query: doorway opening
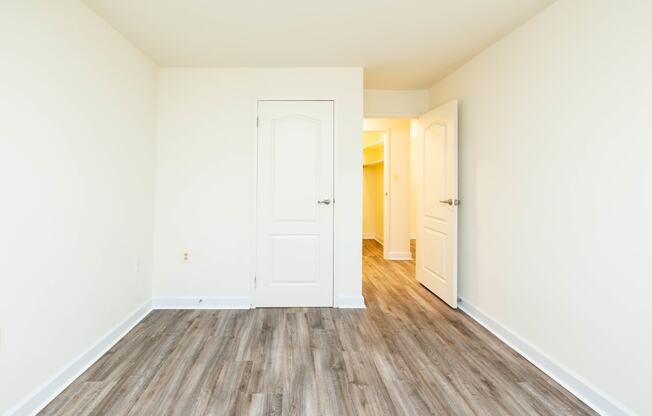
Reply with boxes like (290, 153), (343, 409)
(362, 102), (459, 309)
(362, 118), (417, 262)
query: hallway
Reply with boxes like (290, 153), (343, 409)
(40, 241), (596, 415)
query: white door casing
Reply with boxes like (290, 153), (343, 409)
(416, 100), (459, 308)
(256, 100), (334, 307)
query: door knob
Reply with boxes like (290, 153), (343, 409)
(439, 199), (460, 206)
(317, 199), (332, 205)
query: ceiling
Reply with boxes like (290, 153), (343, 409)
(82, 0), (554, 89)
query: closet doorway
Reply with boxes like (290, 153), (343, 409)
(362, 118), (414, 261)
(363, 130), (390, 258)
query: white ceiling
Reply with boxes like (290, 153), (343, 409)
(82, 0), (554, 89)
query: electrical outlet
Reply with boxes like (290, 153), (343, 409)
(183, 252), (190, 263)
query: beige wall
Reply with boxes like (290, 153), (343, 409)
(428, 0), (652, 413)
(362, 164), (385, 242)
(362, 165), (378, 238)
(0, 1), (157, 413)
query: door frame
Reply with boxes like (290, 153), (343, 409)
(251, 98), (336, 307)
(362, 128), (391, 259)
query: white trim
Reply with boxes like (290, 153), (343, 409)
(335, 295), (366, 309)
(5, 300), (152, 416)
(362, 233), (376, 240)
(386, 251), (412, 261)
(409, 233), (416, 240)
(151, 296), (251, 310)
(458, 297), (634, 416)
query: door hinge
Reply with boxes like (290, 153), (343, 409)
(256, 116), (259, 128)
(254, 275), (257, 288)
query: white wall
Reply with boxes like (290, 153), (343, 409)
(428, 0), (652, 414)
(0, 1), (157, 414)
(363, 119), (412, 259)
(364, 89), (429, 118)
(153, 68), (363, 306)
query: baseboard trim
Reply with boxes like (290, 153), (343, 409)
(151, 296), (251, 310)
(336, 295), (366, 309)
(386, 251), (412, 261)
(5, 300), (152, 416)
(409, 233), (416, 240)
(458, 298), (633, 416)
(363, 233), (383, 245)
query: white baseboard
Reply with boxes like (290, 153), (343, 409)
(151, 296), (251, 310)
(5, 300), (152, 416)
(409, 233), (416, 240)
(386, 251), (412, 260)
(363, 233), (383, 245)
(458, 298), (634, 416)
(336, 295), (366, 309)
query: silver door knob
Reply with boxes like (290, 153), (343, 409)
(439, 199), (460, 206)
(317, 199), (331, 205)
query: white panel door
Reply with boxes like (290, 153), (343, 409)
(416, 100), (458, 308)
(256, 101), (334, 307)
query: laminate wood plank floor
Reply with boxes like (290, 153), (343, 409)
(39, 240), (596, 415)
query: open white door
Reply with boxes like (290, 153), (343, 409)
(416, 100), (459, 308)
(256, 100), (334, 307)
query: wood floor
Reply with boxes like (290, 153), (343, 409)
(39, 240), (596, 415)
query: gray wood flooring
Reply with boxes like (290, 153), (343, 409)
(39, 240), (596, 415)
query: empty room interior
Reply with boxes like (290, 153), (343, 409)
(1, 0), (651, 415)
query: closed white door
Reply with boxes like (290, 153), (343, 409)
(416, 100), (459, 308)
(256, 100), (334, 307)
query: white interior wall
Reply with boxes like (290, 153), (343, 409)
(153, 68), (363, 306)
(428, 0), (652, 414)
(0, 1), (157, 414)
(364, 89), (429, 118)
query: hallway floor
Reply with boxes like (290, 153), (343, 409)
(39, 240), (596, 415)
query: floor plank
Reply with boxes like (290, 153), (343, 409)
(38, 240), (597, 415)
